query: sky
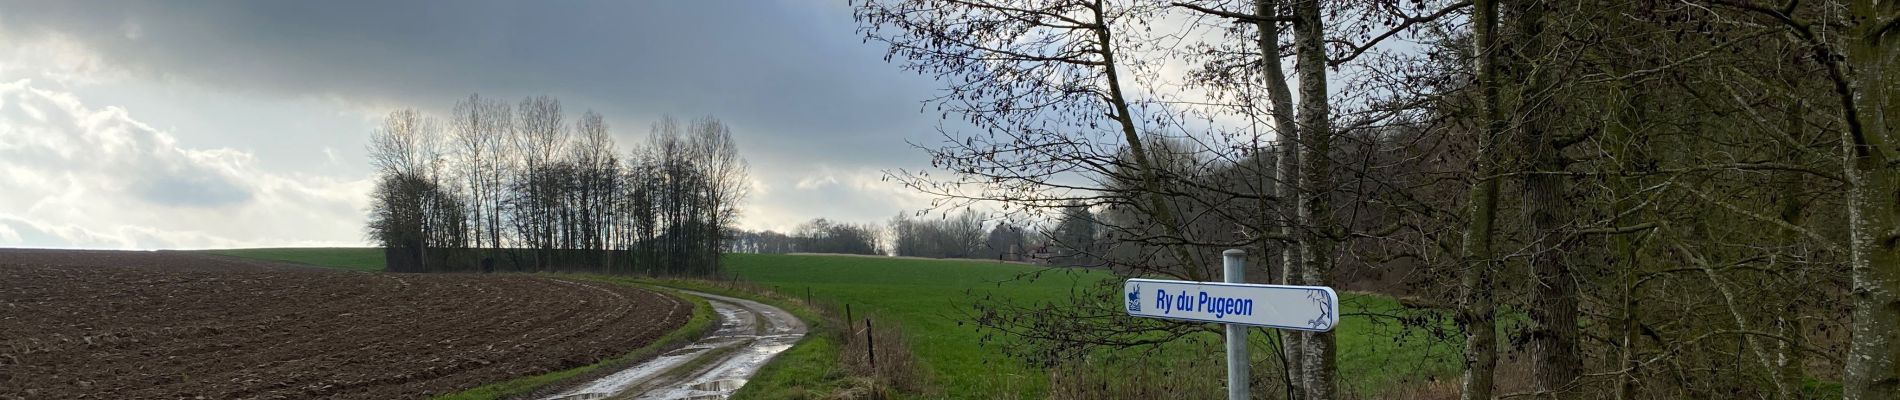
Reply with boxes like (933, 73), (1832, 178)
(0, 1), (949, 249)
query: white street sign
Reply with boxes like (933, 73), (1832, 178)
(1123, 278), (1340, 332)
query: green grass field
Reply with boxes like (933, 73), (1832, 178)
(205, 249), (1460, 398)
(724, 254), (1086, 397)
(721, 254), (1460, 398)
(201, 247), (384, 272)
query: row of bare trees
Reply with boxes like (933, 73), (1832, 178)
(889, 211), (989, 259)
(794, 218), (887, 255)
(737, 213), (1057, 262)
(729, 219), (887, 256)
(858, 0), (1896, 398)
(366, 94), (748, 277)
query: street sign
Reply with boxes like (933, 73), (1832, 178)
(1123, 278), (1339, 332)
(1124, 250), (1341, 400)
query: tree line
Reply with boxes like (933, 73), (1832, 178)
(366, 94), (748, 277)
(858, 0), (1896, 398)
(732, 208), (1105, 266)
(886, 209), (1097, 263)
(730, 219), (885, 256)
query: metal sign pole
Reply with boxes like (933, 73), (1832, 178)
(1223, 249), (1249, 400)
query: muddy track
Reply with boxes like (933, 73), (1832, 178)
(544, 291), (806, 400)
(0, 249), (691, 400)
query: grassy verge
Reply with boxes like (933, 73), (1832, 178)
(599, 278), (850, 399)
(198, 248), (385, 272)
(620, 276), (932, 399)
(722, 253), (1461, 399)
(433, 280), (716, 400)
(723, 253), (1085, 398)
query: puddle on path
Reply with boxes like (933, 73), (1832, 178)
(544, 291), (805, 400)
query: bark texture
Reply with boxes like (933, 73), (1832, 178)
(1841, 1), (1899, 397)
(1506, 1), (1582, 395)
(1459, 0), (1503, 398)
(1255, 0), (1306, 396)
(1291, 0), (1337, 397)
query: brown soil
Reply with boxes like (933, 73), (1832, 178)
(0, 249), (691, 400)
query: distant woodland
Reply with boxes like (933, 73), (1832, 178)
(731, 205), (1102, 266)
(365, 94), (747, 277)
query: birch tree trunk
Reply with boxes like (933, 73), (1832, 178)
(1842, 1), (1899, 396)
(1291, 0), (1336, 397)
(1255, 0), (1306, 395)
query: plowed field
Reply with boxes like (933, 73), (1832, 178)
(0, 249), (690, 400)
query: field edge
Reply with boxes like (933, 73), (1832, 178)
(432, 280), (718, 400)
(195, 248), (384, 272)
(607, 277), (864, 400)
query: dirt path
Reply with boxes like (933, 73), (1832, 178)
(543, 291), (806, 400)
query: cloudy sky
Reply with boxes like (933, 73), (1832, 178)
(0, 1), (953, 249)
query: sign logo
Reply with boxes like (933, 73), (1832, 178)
(1126, 284), (1142, 312)
(1306, 289), (1335, 330)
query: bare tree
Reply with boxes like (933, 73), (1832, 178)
(511, 95), (567, 269)
(366, 108), (463, 272)
(855, 0), (1204, 276)
(374, 95), (746, 278)
(369, 108), (442, 179)
(689, 116), (750, 273)
(572, 110), (619, 265)
(451, 94), (513, 252)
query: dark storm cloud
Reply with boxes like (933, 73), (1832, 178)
(0, 0), (944, 169)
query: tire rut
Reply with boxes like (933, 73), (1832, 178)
(543, 290), (806, 400)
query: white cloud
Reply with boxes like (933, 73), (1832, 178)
(739, 165), (937, 233)
(0, 222), (19, 244)
(0, 2), (977, 241)
(795, 173), (839, 190)
(0, 79), (371, 249)
(0, 29), (122, 87)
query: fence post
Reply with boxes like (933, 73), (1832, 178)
(806, 287), (813, 305)
(866, 317), (877, 371)
(846, 304), (854, 326)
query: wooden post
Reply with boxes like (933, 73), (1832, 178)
(806, 287), (813, 305)
(866, 318), (877, 371)
(846, 304), (853, 326)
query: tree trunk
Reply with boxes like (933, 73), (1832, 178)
(1459, 0), (1503, 399)
(1290, 0), (1336, 397)
(1842, 146), (1899, 400)
(1255, 0), (1305, 395)
(1841, 3), (1898, 397)
(1494, 1), (1583, 395)
(1524, 124), (1582, 398)
(1089, 0), (1206, 280)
